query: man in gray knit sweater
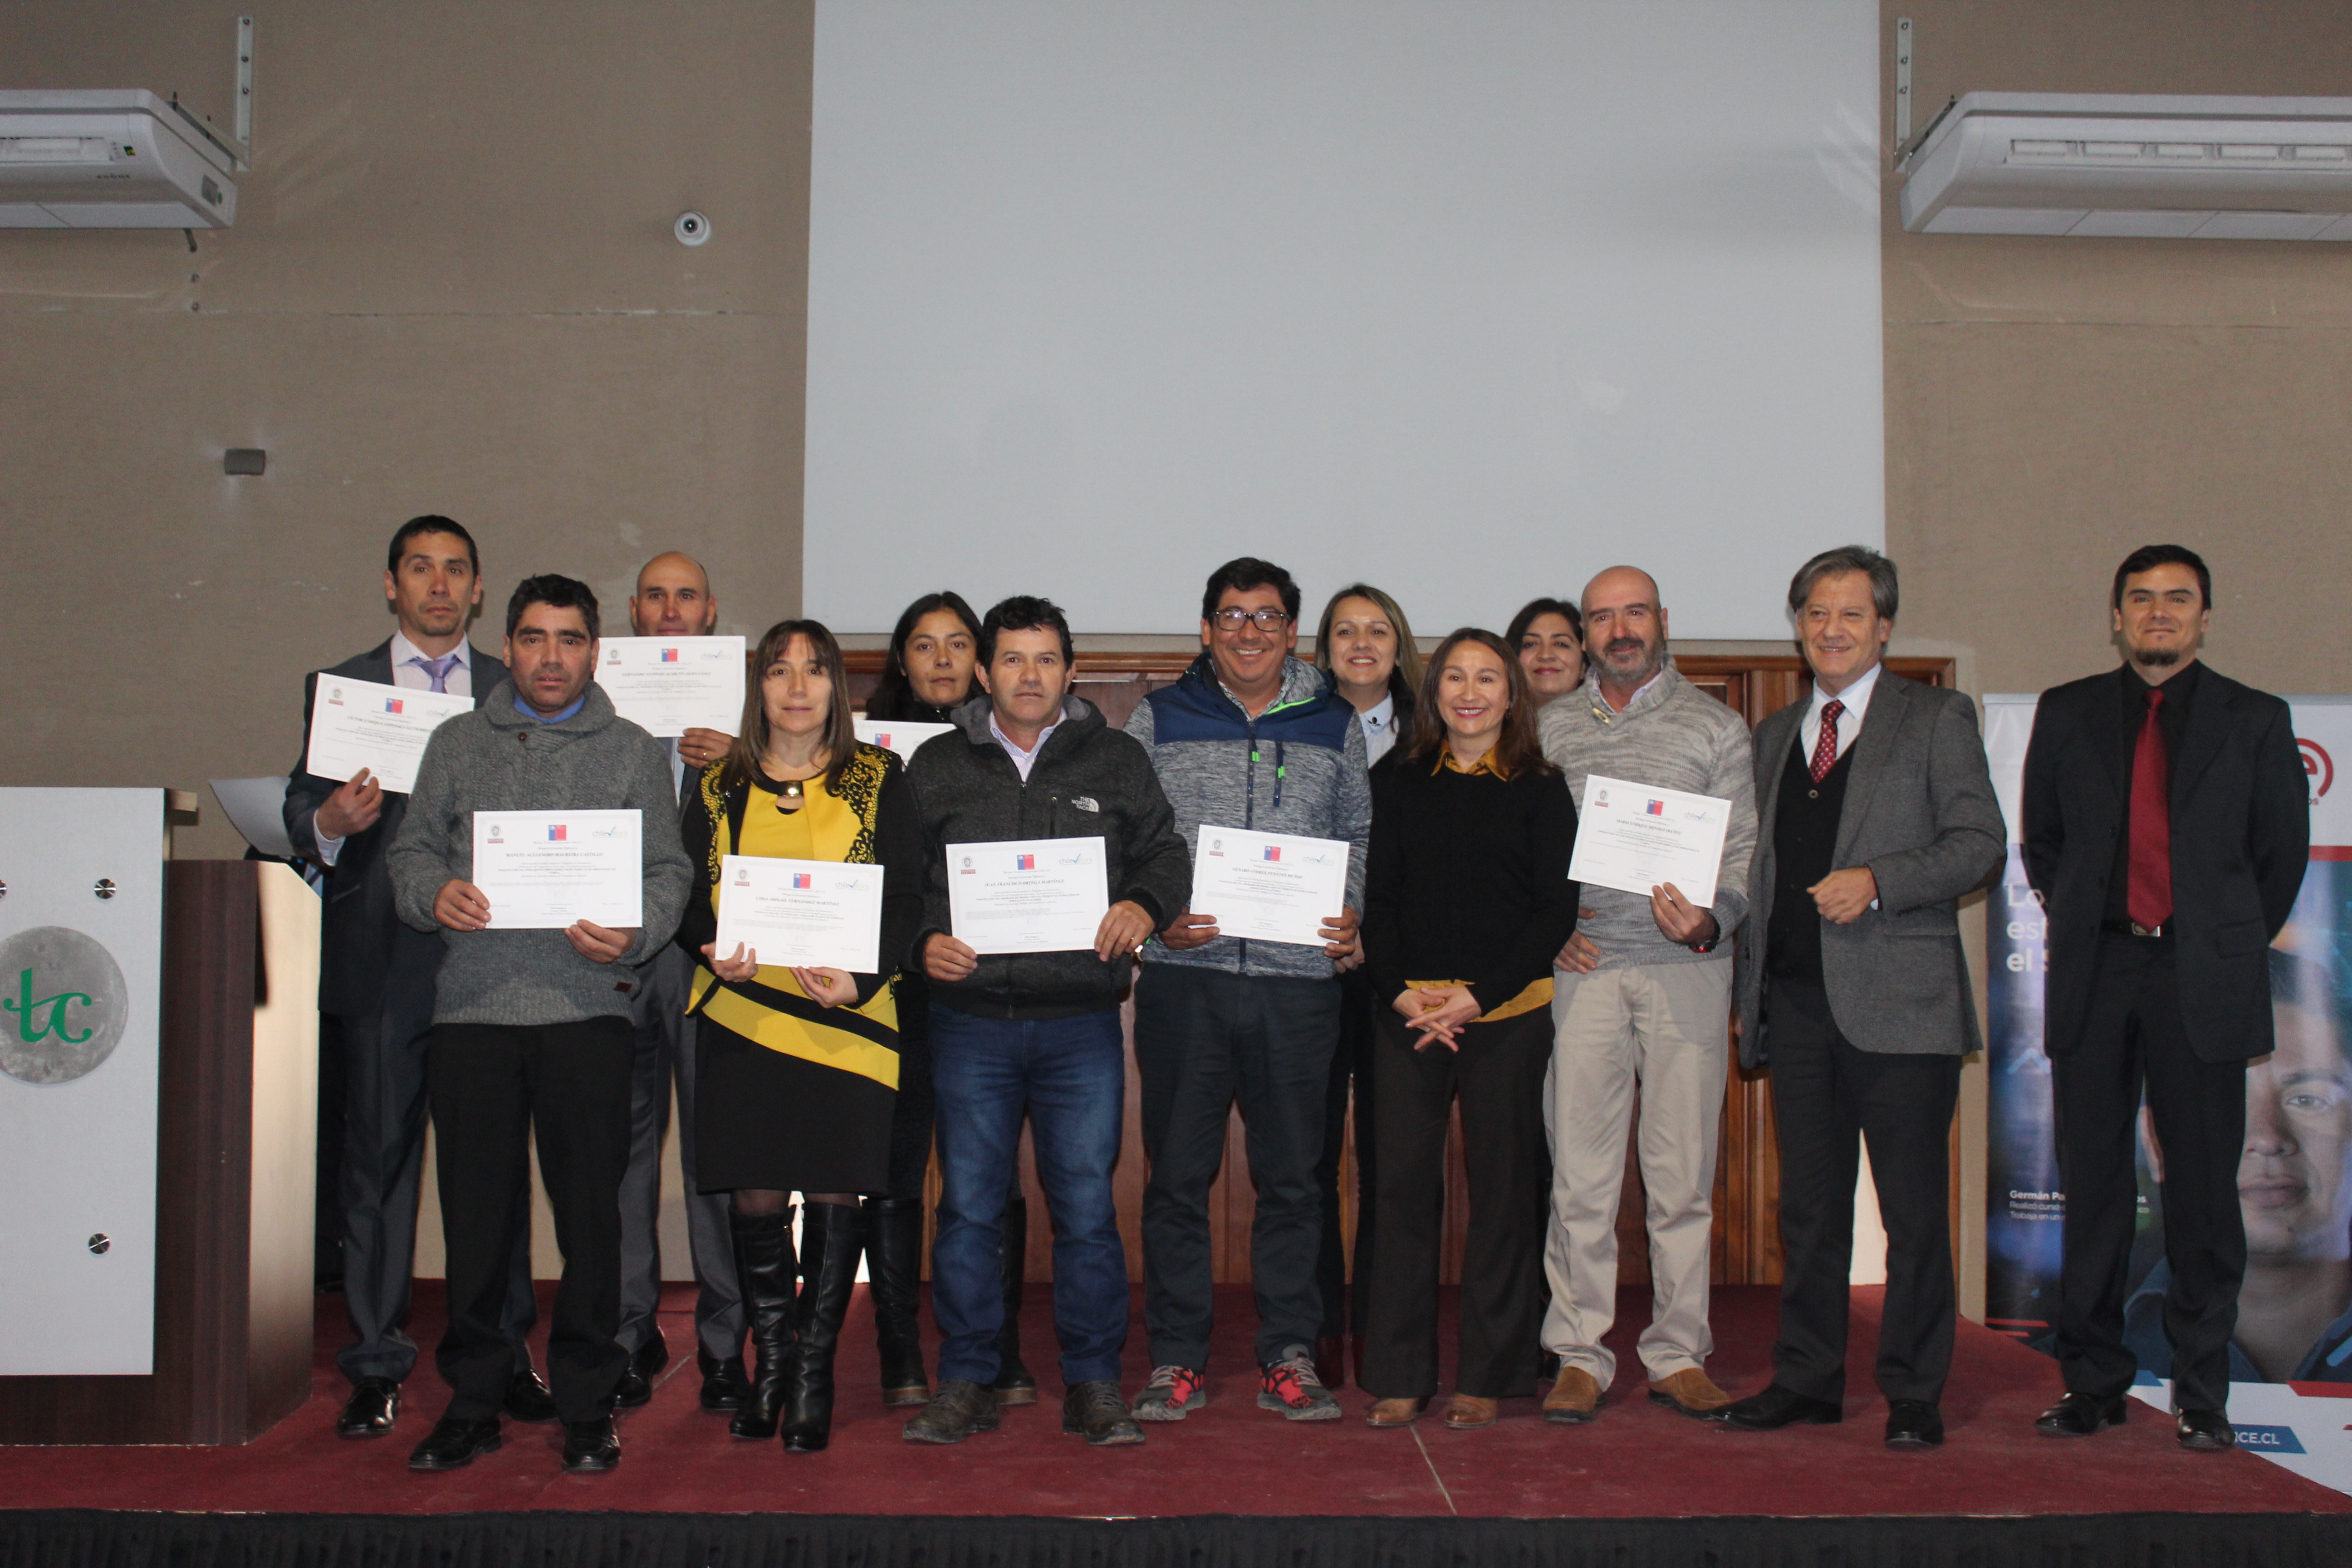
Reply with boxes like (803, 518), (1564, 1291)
(387, 575), (691, 1475)
(1122, 558), (1370, 1424)
(1535, 565), (1758, 1425)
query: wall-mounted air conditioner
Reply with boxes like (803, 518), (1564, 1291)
(1899, 93), (2352, 240)
(0, 90), (238, 229)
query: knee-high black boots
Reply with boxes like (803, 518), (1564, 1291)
(727, 1205), (796, 1441)
(781, 1200), (866, 1453)
(863, 1195), (929, 1406)
(993, 1194), (1038, 1405)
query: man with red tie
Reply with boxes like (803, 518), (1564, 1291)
(2022, 544), (2309, 1451)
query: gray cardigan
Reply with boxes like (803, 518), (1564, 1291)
(1732, 672), (2005, 1068)
(387, 679), (692, 1027)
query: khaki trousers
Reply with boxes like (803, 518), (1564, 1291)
(1542, 959), (1732, 1389)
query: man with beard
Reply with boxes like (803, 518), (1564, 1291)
(2125, 950), (2352, 1386)
(2023, 544), (2308, 1450)
(1536, 565), (1758, 1423)
(610, 552), (748, 1411)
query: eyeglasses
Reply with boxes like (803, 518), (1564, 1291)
(1211, 608), (1292, 632)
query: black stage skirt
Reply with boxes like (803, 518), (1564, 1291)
(694, 1016), (895, 1194)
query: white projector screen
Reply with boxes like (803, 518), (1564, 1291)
(805, 1), (1882, 639)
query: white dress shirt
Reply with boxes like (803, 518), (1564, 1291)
(1357, 693), (1397, 767)
(1798, 660), (1882, 769)
(990, 713), (1062, 782)
(313, 633), (475, 866)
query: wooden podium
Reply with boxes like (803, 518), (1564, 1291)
(0, 858), (318, 1445)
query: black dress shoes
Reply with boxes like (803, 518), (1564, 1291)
(561, 1415), (622, 1473)
(1884, 1400), (1944, 1449)
(504, 1367), (559, 1424)
(612, 1335), (667, 1409)
(334, 1376), (400, 1439)
(2034, 1391), (2127, 1437)
(699, 1352), (750, 1411)
(2176, 1406), (2236, 1451)
(1722, 1383), (1842, 1431)
(407, 1415), (502, 1471)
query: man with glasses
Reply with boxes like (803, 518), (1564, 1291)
(1122, 559), (1371, 1423)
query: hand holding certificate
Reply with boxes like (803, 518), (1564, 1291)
(944, 837), (1109, 955)
(471, 809), (645, 930)
(306, 676), (473, 795)
(1188, 827), (1351, 948)
(712, 855), (882, 973)
(1567, 774), (1733, 909)
(595, 636), (746, 738)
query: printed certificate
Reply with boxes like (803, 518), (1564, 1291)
(945, 836), (1108, 955)
(304, 676), (472, 795)
(853, 718), (956, 761)
(472, 809), (644, 930)
(1567, 774), (1732, 908)
(712, 855), (883, 973)
(594, 636), (746, 738)
(1190, 826), (1350, 947)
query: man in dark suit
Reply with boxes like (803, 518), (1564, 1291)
(1721, 546), (2004, 1450)
(284, 515), (549, 1440)
(2022, 543), (2309, 1451)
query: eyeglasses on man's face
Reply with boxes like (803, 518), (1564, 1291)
(1211, 608), (1292, 632)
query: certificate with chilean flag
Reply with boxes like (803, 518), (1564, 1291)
(945, 836), (1107, 955)
(1191, 825), (1350, 948)
(713, 854), (882, 972)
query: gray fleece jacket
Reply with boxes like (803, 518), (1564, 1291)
(1536, 664), (1757, 970)
(388, 679), (692, 1025)
(1123, 653), (1370, 979)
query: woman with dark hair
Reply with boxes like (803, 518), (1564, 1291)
(1358, 628), (1580, 1430)
(1315, 583), (1424, 767)
(677, 619), (922, 1453)
(859, 592), (1041, 1413)
(1505, 597), (1587, 710)
(866, 591), (983, 722)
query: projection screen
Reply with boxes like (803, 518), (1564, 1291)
(804, 1), (1883, 638)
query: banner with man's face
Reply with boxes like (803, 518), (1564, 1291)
(1984, 694), (2352, 1492)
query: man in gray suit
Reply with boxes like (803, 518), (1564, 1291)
(1721, 545), (2004, 1450)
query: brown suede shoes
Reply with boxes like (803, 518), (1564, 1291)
(1543, 1366), (1602, 1424)
(1648, 1367), (1735, 1419)
(1443, 1394), (1498, 1430)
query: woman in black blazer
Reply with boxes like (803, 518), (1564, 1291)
(1358, 628), (1579, 1430)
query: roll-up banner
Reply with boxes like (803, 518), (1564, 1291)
(1985, 694), (2352, 1493)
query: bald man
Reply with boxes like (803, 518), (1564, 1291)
(611, 550), (747, 1410)
(1535, 565), (1758, 1424)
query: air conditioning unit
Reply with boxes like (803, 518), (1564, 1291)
(1899, 93), (2352, 240)
(0, 89), (238, 229)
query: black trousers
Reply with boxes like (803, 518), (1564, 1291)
(1361, 1006), (1551, 1400)
(428, 1016), (635, 1423)
(2053, 933), (2247, 1411)
(1764, 976), (1960, 1405)
(1313, 967), (1379, 1342)
(1134, 965), (1339, 1370)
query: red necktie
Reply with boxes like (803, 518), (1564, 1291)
(1808, 699), (1844, 784)
(2127, 687), (2172, 931)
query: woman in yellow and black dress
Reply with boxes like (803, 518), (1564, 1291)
(676, 618), (922, 1453)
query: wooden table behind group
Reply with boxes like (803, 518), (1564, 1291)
(840, 650), (1960, 1291)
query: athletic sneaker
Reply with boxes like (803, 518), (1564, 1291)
(1259, 1346), (1343, 1421)
(1132, 1365), (1209, 1422)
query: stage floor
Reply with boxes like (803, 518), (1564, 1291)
(2, 1282), (2345, 1522)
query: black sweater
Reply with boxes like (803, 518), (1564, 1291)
(1362, 756), (1581, 1016)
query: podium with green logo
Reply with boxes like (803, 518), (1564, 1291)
(0, 789), (319, 1444)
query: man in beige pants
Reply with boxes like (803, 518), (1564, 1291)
(1535, 566), (1758, 1422)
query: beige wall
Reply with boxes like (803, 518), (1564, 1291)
(1886, 0), (2352, 701)
(0, 2), (813, 858)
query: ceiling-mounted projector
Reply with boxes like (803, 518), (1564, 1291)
(1900, 93), (2352, 240)
(0, 89), (238, 228)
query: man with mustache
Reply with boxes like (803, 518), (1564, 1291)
(2022, 544), (2308, 1450)
(284, 516), (550, 1441)
(1535, 565), (1759, 1424)
(609, 552), (748, 1412)
(899, 596), (1193, 1448)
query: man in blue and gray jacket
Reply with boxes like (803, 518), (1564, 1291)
(1122, 558), (1372, 1423)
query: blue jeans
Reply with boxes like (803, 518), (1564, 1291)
(930, 1003), (1129, 1387)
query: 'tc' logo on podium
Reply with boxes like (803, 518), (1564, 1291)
(0, 926), (128, 1086)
